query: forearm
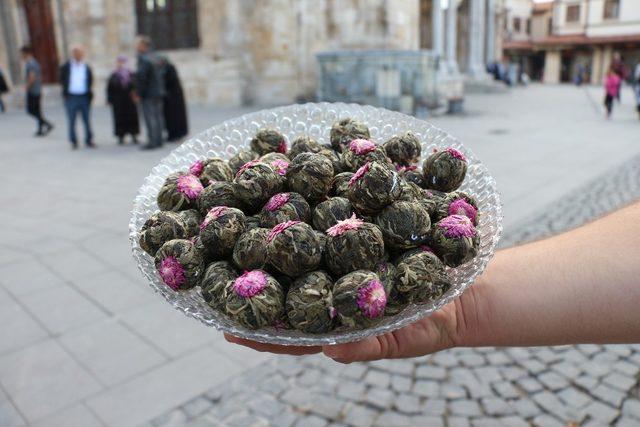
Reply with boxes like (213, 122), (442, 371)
(460, 202), (640, 347)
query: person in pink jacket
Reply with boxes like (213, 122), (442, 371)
(604, 68), (621, 119)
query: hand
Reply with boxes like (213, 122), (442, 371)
(224, 281), (486, 363)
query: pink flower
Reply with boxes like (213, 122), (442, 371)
(189, 160), (204, 177)
(264, 193), (290, 212)
(357, 280), (387, 319)
(235, 160), (261, 178)
(326, 214), (363, 236)
(176, 174), (204, 200)
(277, 140), (287, 154)
(233, 270), (268, 298)
(448, 198), (478, 225)
(420, 245), (434, 254)
(437, 214), (476, 238)
(348, 162), (371, 187)
(349, 139), (376, 155)
(271, 159), (289, 176)
(200, 206), (228, 230)
(445, 147), (466, 162)
(158, 256), (186, 291)
(267, 220), (300, 243)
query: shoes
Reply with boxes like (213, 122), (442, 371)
(140, 144), (159, 150)
(86, 142), (97, 148)
(118, 138), (124, 145)
(71, 144), (78, 150)
(42, 123), (54, 136)
(132, 137), (139, 144)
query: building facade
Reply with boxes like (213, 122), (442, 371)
(0, 0), (503, 107)
(503, 0), (640, 84)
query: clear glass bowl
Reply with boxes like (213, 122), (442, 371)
(129, 103), (502, 346)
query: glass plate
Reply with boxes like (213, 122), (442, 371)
(129, 103), (502, 346)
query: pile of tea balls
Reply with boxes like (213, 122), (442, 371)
(139, 121), (480, 333)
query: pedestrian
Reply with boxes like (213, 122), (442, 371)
(107, 55), (139, 145)
(20, 46), (53, 136)
(604, 68), (621, 119)
(161, 58), (188, 142)
(60, 44), (95, 149)
(634, 62), (640, 120)
(0, 67), (8, 113)
(134, 35), (165, 150)
(611, 52), (627, 102)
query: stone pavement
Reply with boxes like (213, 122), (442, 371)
(0, 83), (639, 426)
(149, 152), (640, 427)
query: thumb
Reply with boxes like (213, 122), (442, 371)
(323, 336), (383, 363)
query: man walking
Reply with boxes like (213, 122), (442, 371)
(60, 45), (95, 149)
(20, 46), (53, 136)
(134, 35), (165, 150)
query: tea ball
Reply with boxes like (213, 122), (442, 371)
(245, 215), (262, 231)
(333, 270), (387, 328)
(139, 211), (187, 256)
(312, 197), (353, 232)
(157, 172), (204, 211)
(384, 132), (421, 165)
(232, 228), (269, 271)
(259, 192), (311, 228)
(261, 156), (289, 180)
(434, 191), (479, 225)
(374, 201), (431, 250)
(394, 251), (450, 303)
(375, 260), (396, 297)
(430, 214), (479, 267)
(225, 270), (285, 329)
(286, 153), (334, 203)
(197, 181), (243, 213)
(251, 128), (287, 155)
(397, 165), (426, 188)
(192, 158), (233, 186)
(201, 261), (238, 310)
(154, 239), (205, 291)
(318, 145), (344, 174)
(234, 160), (283, 212)
(228, 149), (258, 174)
(288, 136), (322, 160)
(341, 139), (389, 172)
(199, 206), (246, 260)
(260, 152), (289, 164)
(286, 270), (335, 334)
(331, 172), (354, 198)
(347, 161), (402, 215)
(423, 147), (468, 192)
(266, 221), (323, 277)
(324, 215), (385, 277)
(177, 209), (202, 238)
(330, 118), (370, 153)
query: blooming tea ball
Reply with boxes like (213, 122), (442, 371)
(201, 261), (238, 310)
(154, 239), (205, 291)
(347, 161), (402, 215)
(259, 192), (311, 228)
(331, 172), (354, 198)
(375, 201), (431, 250)
(225, 270), (285, 329)
(266, 221), (323, 277)
(341, 139), (389, 172)
(330, 118), (370, 153)
(234, 160), (283, 212)
(245, 215), (261, 231)
(288, 136), (322, 159)
(232, 228), (269, 270)
(177, 209), (202, 238)
(318, 145), (344, 174)
(286, 270), (335, 333)
(312, 197), (353, 232)
(434, 191), (479, 225)
(228, 149), (259, 174)
(197, 181), (243, 213)
(384, 132), (421, 165)
(260, 152), (289, 164)
(375, 260), (396, 297)
(191, 158), (233, 186)
(157, 172), (204, 211)
(251, 128), (287, 155)
(324, 215), (385, 276)
(286, 153), (334, 203)
(333, 270), (387, 328)
(139, 211), (188, 256)
(397, 165), (426, 188)
(199, 206), (246, 259)
(423, 147), (468, 192)
(394, 251), (450, 303)
(430, 214), (479, 267)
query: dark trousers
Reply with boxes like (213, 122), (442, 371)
(65, 94), (93, 146)
(0, 95), (5, 112)
(141, 98), (163, 147)
(26, 93), (51, 133)
(604, 94), (614, 115)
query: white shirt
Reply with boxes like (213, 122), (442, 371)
(68, 61), (88, 95)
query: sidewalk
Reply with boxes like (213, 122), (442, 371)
(0, 83), (638, 426)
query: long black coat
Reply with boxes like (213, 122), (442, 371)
(107, 73), (139, 137)
(0, 70), (8, 94)
(162, 62), (188, 141)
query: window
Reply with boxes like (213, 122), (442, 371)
(526, 18), (531, 35)
(135, 0), (199, 50)
(566, 4), (580, 23)
(513, 17), (521, 32)
(604, 0), (620, 19)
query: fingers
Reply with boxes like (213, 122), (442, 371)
(323, 336), (384, 363)
(224, 333), (322, 356)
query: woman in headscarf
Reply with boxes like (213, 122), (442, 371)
(161, 58), (188, 141)
(107, 55), (140, 144)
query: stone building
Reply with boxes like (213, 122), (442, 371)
(0, 0), (503, 107)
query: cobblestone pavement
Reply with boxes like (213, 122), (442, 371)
(150, 154), (640, 427)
